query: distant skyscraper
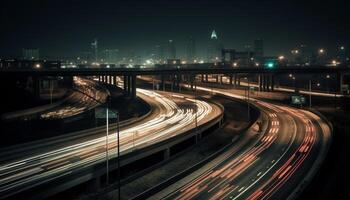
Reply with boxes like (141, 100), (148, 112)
(166, 40), (176, 59)
(186, 36), (196, 63)
(207, 30), (221, 62)
(253, 39), (264, 62)
(22, 48), (39, 60)
(80, 52), (93, 63)
(102, 49), (119, 63)
(155, 44), (165, 63)
(91, 39), (98, 62)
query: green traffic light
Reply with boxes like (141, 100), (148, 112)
(266, 62), (274, 68)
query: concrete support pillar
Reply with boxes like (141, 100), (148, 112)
(220, 75), (223, 84)
(128, 75), (132, 95)
(205, 74), (208, 82)
(201, 74), (204, 82)
(266, 75), (270, 91)
(98, 76), (101, 82)
(123, 76), (128, 95)
(271, 75), (275, 91)
(190, 75), (194, 91)
(233, 75), (237, 87)
(261, 75), (265, 91)
(216, 75), (219, 83)
(33, 76), (40, 98)
(177, 73), (181, 92)
(114, 75), (118, 86)
(237, 76), (241, 86)
(229, 75), (233, 85)
(161, 75), (165, 91)
(132, 75), (136, 99)
(263, 75), (268, 91)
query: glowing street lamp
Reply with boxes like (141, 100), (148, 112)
(319, 49), (325, 54)
(35, 64), (41, 69)
(291, 50), (299, 54)
(332, 60), (338, 66)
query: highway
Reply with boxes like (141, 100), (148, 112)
(0, 88), (222, 199)
(216, 76), (344, 97)
(40, 77), (109, 119)
(150, 86), (331, 200)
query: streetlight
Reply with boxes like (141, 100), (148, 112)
(193, 80), (198, 143)
(309, 80), (312, 109)
(326, 75), (331, 93)
(247, 77), (250, 121)
(292, 76), (296, 93)
(332, 60), (338, 66)
(116, 111), (121, 200)
(319, 49), (325, 54)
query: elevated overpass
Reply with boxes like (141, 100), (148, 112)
(1, 64), (349, 98)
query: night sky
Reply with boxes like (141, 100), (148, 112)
(1, 0), (349, 59)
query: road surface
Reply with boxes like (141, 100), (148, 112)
(0, 89), (222, 199)
(150, 86), (331, 200)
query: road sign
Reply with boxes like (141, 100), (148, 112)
(341, 84), (349, 94)
(291, 95), (306, 105)
(95, 107), (118, 119)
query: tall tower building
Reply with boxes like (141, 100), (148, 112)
(22, 48), (39, 60)
(253, 39), (264, 62)
(186, 36), (196, 63)
(155, 44), (165, 63)
(102, 49), (119, 63)
(91, 38), (98, 62)
(207, 30), (221, 62)
(166, 40), (176, 59)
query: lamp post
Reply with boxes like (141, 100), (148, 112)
(50, 79), (54, 104)
(326, 75), (331, 93)
(105, 105), (109, 185)
(247, 77), (250, 121)
(194, 79), (198, 143)
(116, 111), (120, 200)
(309, 80), (312, 109)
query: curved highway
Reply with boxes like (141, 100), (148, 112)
(40, 77), (109, 119)
(0, 89), (222, 199)
(150, 86), (331, 200)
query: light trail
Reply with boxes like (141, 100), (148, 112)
(0, 88), (221, 198)
(155, 85), (331, 200)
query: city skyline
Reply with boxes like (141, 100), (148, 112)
(1, 0), (349, 59)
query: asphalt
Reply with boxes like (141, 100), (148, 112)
(93, 92), (256, 200)
(148, 86), (331, 200)
(0, 89), (222, 199)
